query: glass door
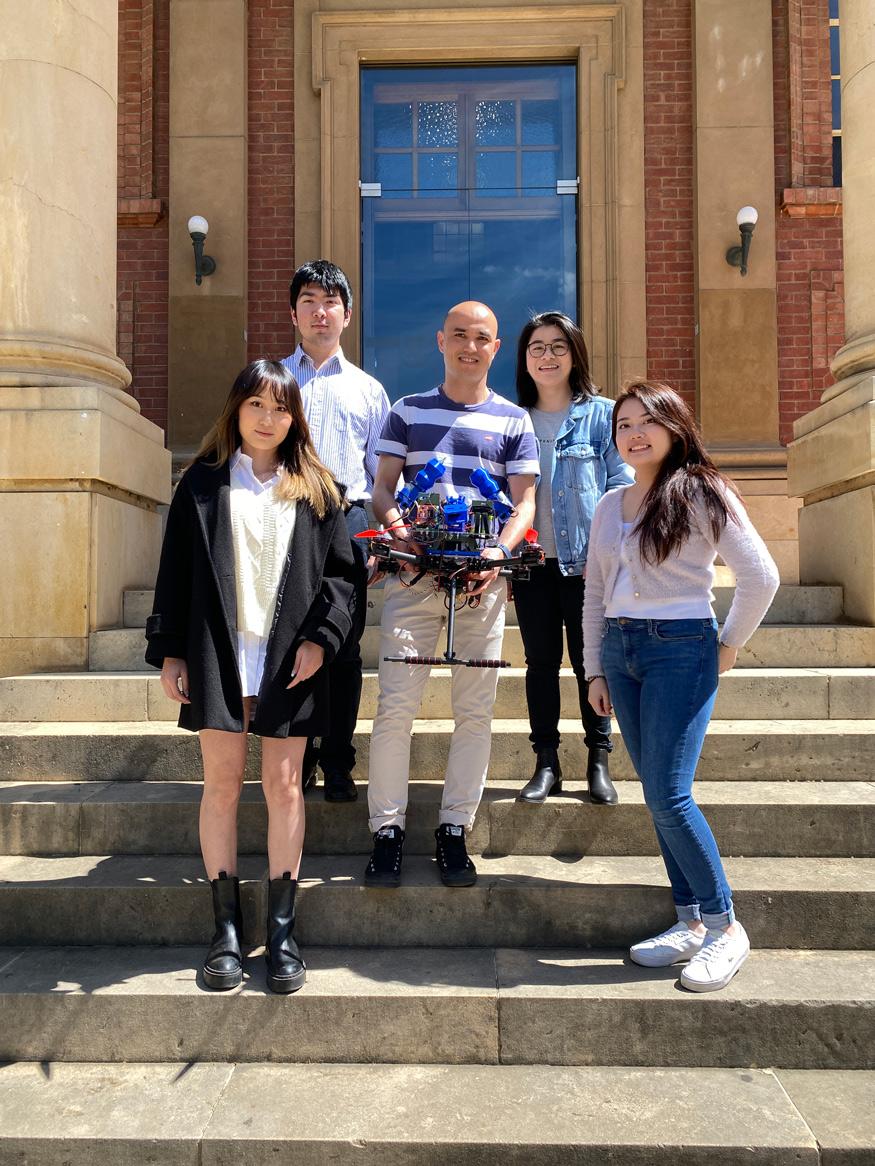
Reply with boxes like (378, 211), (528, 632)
(361, 64), (578, 401)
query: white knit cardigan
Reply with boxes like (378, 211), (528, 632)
(582, 483), (780, 675)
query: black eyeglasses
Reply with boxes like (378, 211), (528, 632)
(527, 341), (569, 358)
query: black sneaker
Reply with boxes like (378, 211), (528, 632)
(364, 825), (405, 888)
(434, 824), (477, 887)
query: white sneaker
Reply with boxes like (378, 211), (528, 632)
(629, 922), (706, 967)
(680, 922), (750, 992)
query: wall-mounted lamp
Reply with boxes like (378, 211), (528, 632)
(187, 215), (217, 286)
(725, 206), (758, 277)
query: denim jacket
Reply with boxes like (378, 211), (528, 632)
(541, 394), (634, 576)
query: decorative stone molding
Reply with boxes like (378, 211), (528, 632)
(295, 0), (646, 393)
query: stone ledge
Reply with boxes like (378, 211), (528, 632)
(781, 187), (843, 217)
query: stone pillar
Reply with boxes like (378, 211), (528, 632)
(787, 0), (875, 624)
(692, 1), (798, 580)
(168, 0), (248, 457)
(0, 0), (170, 673)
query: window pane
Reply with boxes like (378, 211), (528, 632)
(833, 135), (842, 187)
(830, 26), (841, 77)
(475, 151), (516, 196)
(832, 78), (842, 131)
(522, 100), (561, 146)
(475, 100), (516, 145)
(417, 101), (458, 147)
(375, 103), (412, 148)
(418, 152), (458, 196)
(376, 153), (413, 192)
(829, 0), (839, 19)
(522, 151), (558, 193)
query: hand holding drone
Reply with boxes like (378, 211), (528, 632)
(356, 457), (544, 668)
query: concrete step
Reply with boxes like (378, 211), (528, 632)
(4, 667), (874, 722)
(122, 581), (846, 629)
(0, 854), (872, 948)
(3, 1061), (864, 1165)
(2, 780), (874, 859)
(1, 719), (872, 782)
(0, 945), (871, 1070)
(89, 621), (875, 671)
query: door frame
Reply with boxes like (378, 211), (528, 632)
(294, 1), (646, 395)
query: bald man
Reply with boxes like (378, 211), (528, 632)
(364, 302), (539, 889)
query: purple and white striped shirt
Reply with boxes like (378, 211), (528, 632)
(281, 345), (390, 501)
(378, 385), (539, 499)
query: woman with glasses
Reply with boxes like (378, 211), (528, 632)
(513, 312), (633, 805)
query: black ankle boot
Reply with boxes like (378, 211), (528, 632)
(265, 872), (306, 994)
(516, 747), (562, 803)
(203, 870), (243, 990)
(587, 747), (619, 805)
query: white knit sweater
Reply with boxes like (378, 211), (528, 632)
(582, 483), (780, 675)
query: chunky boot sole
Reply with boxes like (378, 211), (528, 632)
(266, 965), (307, 994)
(438, 867), (478, 888)
(364, 869), (402, 889)
(203, 963), (243, 991)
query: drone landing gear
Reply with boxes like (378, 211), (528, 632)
(383, 574), (510, 670)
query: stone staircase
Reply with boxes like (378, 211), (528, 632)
(0, 577), (873, 1162)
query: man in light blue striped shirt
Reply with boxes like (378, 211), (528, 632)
(281, 260), (390, 803)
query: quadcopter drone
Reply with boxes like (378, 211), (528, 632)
(356, 457), (544, 669)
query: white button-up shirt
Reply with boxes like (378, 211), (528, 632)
(281, 345), (390, 500)
(229, 450), (297, 698)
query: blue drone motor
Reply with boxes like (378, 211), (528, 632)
(396, 456), (446, 510)
(470, 467), (514, 523)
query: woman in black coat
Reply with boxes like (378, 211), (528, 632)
(145, 359), (356, 994)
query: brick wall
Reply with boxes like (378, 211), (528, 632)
(773, 0), (844, 446)
(247, 0), (295, 364)
(117, 0), (169, 431)
(642, 0), (696, 410)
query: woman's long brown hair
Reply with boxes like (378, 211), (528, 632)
(194, 359), (341, 517)
(612, 381), (740, 564)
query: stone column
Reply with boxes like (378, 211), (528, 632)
(0, 0), (170, 673)
(692, 0), (798, 580)
(787, 0), (875, 624)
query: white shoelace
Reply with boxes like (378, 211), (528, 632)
(695, 933), (737, 963)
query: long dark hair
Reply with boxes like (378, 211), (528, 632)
(194, 359), (340, 517)
(613, 381), (740, 565)
(515, 311), (594, 408)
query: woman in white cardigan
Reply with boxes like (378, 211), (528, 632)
(583, 381), (779, 992)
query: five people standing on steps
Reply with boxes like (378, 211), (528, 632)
(512, 312), (633, 807)
(281, 260), (390, 804)
(146, 261), (779, 997)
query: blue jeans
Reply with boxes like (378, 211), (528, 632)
(601, 617), (734, 929)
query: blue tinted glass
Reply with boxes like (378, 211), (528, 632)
(475, 151), (516, 196)
(376, 153), (413, 192)
(375, 103), (412, 148)
(829, 0), (839, 18)
(522, 151), (558, 193)
(832, 78), (842, 130)
(418, 102), (457, 147)
(830, 26), (841, 76)
(475, 100), (516, 145)
(522, 100), (561, 145)
(418, 152), (458, 196)
(833, 135), (842, 187)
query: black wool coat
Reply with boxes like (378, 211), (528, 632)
(144, 459), (357, 737)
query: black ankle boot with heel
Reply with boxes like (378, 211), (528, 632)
(587, 746), (619, 805)
(516, 747), (563, 803)
(203, 870), (243, 991)
(265, 872), (307, 994)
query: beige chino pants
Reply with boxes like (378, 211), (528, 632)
(367, 572), (507, 833)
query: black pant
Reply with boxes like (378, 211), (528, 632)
(308, 502), (369, 774)
(512, 558), (612, 754)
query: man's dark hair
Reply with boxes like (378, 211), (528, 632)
(289, 259), (353, 312)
